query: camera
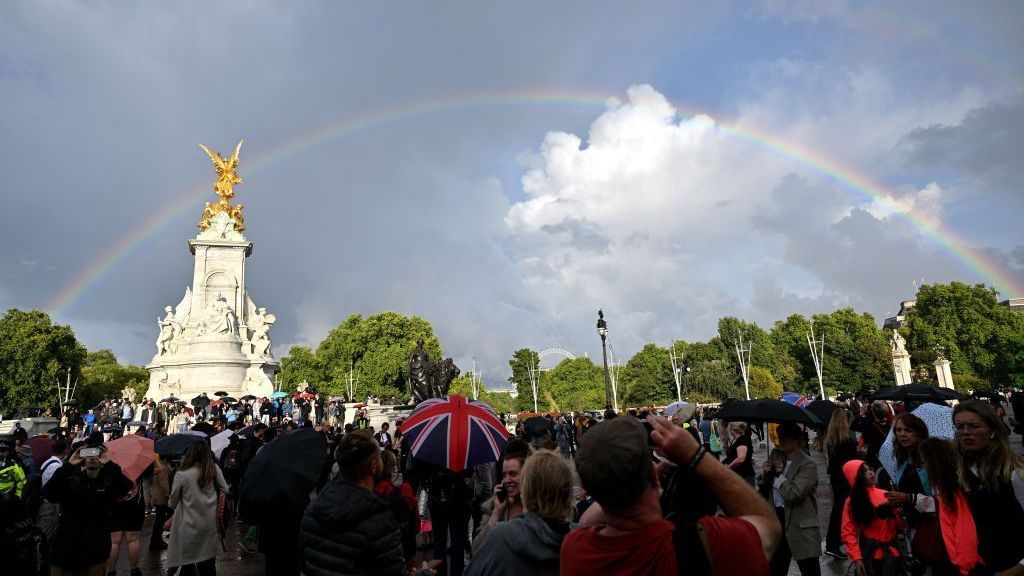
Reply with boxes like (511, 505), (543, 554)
(496, 484), (508, 503)
(80, 447), (102, 458)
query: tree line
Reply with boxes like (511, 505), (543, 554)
(1, 282), (1021, 416)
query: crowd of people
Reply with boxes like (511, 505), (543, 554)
(0, 388), (1021, 576)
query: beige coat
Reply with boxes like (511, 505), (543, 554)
(166, 464), (228, 567)
(150, 458), (170, 507)
(777, 449), (821, 560)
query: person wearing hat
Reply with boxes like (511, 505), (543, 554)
(562, 416), (779, 574)
(762, 422), (822, 576)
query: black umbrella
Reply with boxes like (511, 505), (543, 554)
(804, 400), (842, 428)
(100, 425), (123, 433)
(154, 433), (206, 457)
(191, 394), (211, 408)
(240, 427), (327, 520)
(191, 422), (217, 436)
(870, 384), (965, 402)
(715, 397), (822, 426)
(214, 391), (229, 397)
(240, 395), (257, 401)
(62, 400), (79, 406)
(160, 396), (179, 403)
(971, 390), (1005, 404)
(220, 396), (237, 404)
(99, 414), (120, 425)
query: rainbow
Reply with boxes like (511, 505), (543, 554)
(47, 88), (1021, 315)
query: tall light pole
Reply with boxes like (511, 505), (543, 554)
(596, 309), (613, 418)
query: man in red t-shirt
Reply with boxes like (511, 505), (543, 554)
(561, 415), (780, 575)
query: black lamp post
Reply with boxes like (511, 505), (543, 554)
(596, 309), (613, 418)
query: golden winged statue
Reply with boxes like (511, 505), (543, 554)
(197, 140), (246, 232)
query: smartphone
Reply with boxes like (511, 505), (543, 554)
(80, 447), (102, 458)
(496, 484), (508, 503)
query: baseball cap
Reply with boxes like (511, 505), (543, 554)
(574, 417), (652, 509)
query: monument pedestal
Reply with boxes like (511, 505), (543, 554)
(934, 357), (954, 389)
(144, 210), (279, 402)
(892, 351), (913, 386)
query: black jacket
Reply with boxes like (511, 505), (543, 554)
(44, 461), (131, 569)
(301, 480), (406, 576)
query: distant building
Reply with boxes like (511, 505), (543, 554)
(884, 300), (916, 330)
(1000, 297), (1024, 312)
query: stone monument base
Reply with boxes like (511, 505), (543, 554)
(144, 333), (278, 402)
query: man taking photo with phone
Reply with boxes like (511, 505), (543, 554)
(44, 435), (132, 576)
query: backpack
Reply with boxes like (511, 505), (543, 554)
(25, 459), (61, 516)
(222, 448), (240, 474)
(215, 484), (233, 538)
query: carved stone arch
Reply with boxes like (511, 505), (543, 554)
(203, 270), (238, 308)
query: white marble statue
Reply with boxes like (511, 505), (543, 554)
(204, 293), (238, 335)
(891, 329), (907, 354)
(156, 307), (182, 356)
(248, 307), (276, 357)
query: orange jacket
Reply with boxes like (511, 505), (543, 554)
(841, 460), (904, 562)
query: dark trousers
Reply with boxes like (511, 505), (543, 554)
(770, 507), (822, 576)
(430, 498), (469, 576)
(167, 557), (215, 576)
(825, 486), (848, 552)
(150, 505), (171, 549)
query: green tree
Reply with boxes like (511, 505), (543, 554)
(905, 282), (1024, 386)
(311, 312), (442, 400)
(279, 346), (326, 391)
(619, 343), (674, 406)
(719, 317), (797, 391)
(79, 350), (150, 408)
(448, 374), (516, 415)
(544, 357), (605, 411)
(507, 348), (540, 412)
(748, 366), (783, 399)
(0, 309), (87, 416)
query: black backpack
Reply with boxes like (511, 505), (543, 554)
(24, 459), (61, 517)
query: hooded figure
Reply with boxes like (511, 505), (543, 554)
(841, 460), (904, 572)
(464, 511), (565, 576)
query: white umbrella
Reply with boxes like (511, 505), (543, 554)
(211, 429), (236, 459)
(878, 403), (954, 480)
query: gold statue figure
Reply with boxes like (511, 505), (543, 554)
(197, 140), (247, 232)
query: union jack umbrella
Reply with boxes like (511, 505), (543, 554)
(398, 395), (509, 472)
(781, 391), (810, 408)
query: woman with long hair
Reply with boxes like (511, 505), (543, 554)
(878, 413), (945, 568)
(841, 460), (904, 576)
(466, 450), (574, 576)
(918, 438), (980, 576)
(953, 400), (1024, 573)
(166, 440), (228, 576)
(473, 438), (530, 552)
(824, 409), (858, 558)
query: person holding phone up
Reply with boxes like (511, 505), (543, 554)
(44, 438), (132, 576)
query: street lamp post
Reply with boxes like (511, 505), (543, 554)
(596, 309), (613, 418)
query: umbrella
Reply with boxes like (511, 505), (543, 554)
(106, 435), (155, 482)
(328, 396), (345, 402)
(398, 395), (509, 472)
(271, 391), (288, 398)
(62, 400), (79, 406)
(191, 422), (217, 436)
(353, 403), (367, 409)
(804, 400), (842, 428)
(236, 424), (260, 438)
(214, 391), (229, 397)
(240, 427), (327, 518)
(240, 395), (257, 401)
(160, 396), (179, 403)
(191, 395), (211, 408)
(971, 390), (1005, 404)
(154, 433), (206, 457)
(296, 392), (315, 400)
(781, 391), (811, 408)
(715, 397), (822, 426)
(127, 420), (148, 428)
(878, 402), (955, 480)
(211, 429), (236, 459)
(870, 384), (965, 402)
(220, 396), (237, 404)
(101, 425), (123, 434)
(25, 435), (54, 465)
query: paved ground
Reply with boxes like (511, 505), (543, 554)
(118, 430), (1023, 576)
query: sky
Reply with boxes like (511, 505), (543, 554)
(1, 2), (1022, 387)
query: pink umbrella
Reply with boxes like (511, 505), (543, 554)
(25, 435), (54, 465)
(106, 435), (155, 482)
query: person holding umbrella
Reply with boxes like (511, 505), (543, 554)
(763, 423), (822, 576)
(301, 432), (406, 576)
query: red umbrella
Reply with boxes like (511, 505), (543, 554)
(296, 392), (316, 400)
(398, 395), (509, 472)
(25, 435), (54, 465)
(353, 403), (368, 409)
(106, 435), (155, 482)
